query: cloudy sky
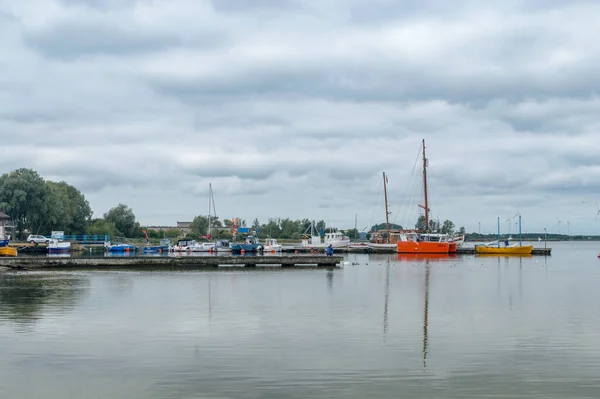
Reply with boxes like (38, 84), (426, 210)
(1, 0), (599, 234)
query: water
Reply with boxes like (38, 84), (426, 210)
(1, 241), (600, 398)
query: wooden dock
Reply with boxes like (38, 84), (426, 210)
(0, 255), (344, 269)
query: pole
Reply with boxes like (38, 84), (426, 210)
(497, 217), (500, 248)
(354, 213), (358, 240)
(544, 228), (547, 250)
(519, 214), (522, 246)
(478, 221), (481, 235)
(383, 172), (390, 243)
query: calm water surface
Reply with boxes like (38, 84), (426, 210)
(2, 241), (600, 398)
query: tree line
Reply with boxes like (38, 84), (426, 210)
(0, 168), (465, 242)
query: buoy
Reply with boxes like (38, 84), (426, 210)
(241, 249), (245, 254)
(271, 249), (275, 254)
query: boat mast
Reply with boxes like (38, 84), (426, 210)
(519, 213), (522, 246)
(207, 183), (212, 238)
(419, 139), (430, 232)
(497, 217), (500, 248)
(383, 172), (390, 243)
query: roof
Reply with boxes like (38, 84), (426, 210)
(0, 211), (11, 220)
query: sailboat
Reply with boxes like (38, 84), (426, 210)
(189, 184), (231, 252)
(368, 172), (398, 251)
(396, 139), (455, 254)
(475, 215), (533, 255)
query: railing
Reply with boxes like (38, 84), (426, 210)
(63, 235), (110, 244)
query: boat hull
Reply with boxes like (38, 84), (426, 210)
(231, 244), (260, 252)
(397, 241), (450, 254)
(475, 245), (533, 255)
(107, 245), (136, 252)
(48, 242), (71, 253)
(367, 243), (398, 252)
(0, 246), (17, 257)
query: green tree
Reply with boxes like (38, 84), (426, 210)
(223, 219), (233, 228)
(415, 215), (427, 231)
(104, 204), (138, 237)
(0, 168), (49, 238)
(459, 226), (466, 235)
(190, 215), (209, 236)
(315, 220), (327, 234)
(441, 220), (455, 235)
(88, 218), (119, 237)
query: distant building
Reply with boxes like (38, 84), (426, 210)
(0, 211), (14, 240)
(145, 221), (192, 235)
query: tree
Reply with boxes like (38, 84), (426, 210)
(459, 226), (466, 235)
(190, 215), (209, 236)
(104, 204), (138, 237)
(315, 220), (327, 234)
(370, 223), (403, 232)
(415, 215), (427, 231)
(252, 218), (260, 231)
(223, 219), (233, 228)
(441, 220), (455, 235)
(88, 218), (119, 237)
(0, 168), (49, 238)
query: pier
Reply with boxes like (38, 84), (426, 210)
(0, 255), (343, 270)
(282, 246), (552, 255)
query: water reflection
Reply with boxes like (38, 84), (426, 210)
(0, 273), (88, 325)
(383, 264), (389, 336)
(423, 264), (430, 369)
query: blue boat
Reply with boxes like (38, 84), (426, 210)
(0, 239), (8, 247)
(231, 236), (262, 252)
(142, 239), (170, 253)
(104, 238), (137, 252)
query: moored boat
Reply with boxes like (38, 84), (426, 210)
(231, 235), (262, 252)
(48, 239), (71, 253)
(0, 245), (17, 257)
(475, 245), (533, 255)
(260, 238), (282, 252)
(475, 215), (531, 255)
(105, 239), (137, 252)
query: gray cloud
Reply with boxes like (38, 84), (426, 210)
(1, 0), (599, 233)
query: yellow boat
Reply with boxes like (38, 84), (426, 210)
(0, 246), (18, 257)
(475, 245), (533, 255)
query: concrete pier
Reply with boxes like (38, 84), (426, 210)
(0, 255), (344, 269)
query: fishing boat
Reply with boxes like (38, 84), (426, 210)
(260, 238), (282, 252)
(231, 235), (262, 252)
(475, 216), (532, 255)
(396, 140), (453, 254)
(48, 239), (71, 253)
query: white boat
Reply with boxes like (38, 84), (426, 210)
(261, 238), (282, 252)
(301, 231), (350, 248)
(48, 239), (71, 253)
(189, 239), (232, 252)
(170, 239), (196, 252)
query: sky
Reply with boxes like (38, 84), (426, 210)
(1, 0), (599, 235)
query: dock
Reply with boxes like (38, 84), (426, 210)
(282, 246), (552, 255)
(0, 255), (344, 269)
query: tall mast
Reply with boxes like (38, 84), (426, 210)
(207, 183), (212, 238)
(383, 172), (390, 243)
(422, 139), (429, 232)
